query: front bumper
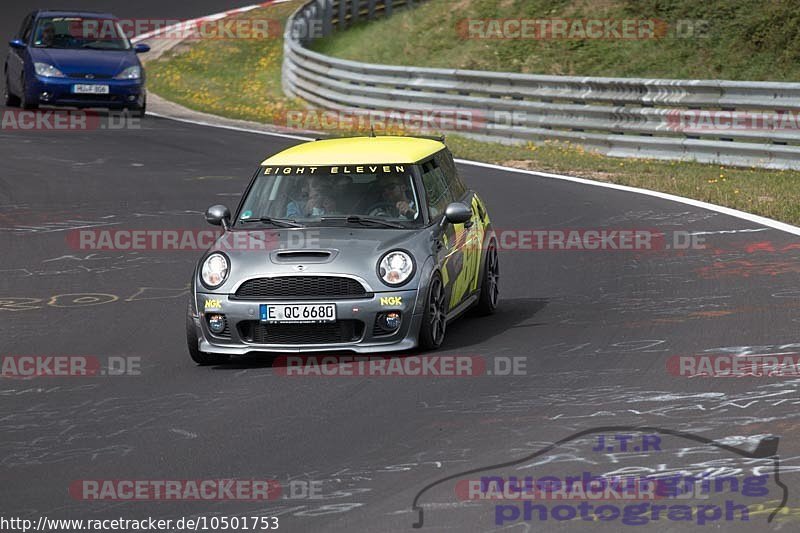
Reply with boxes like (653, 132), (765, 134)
(29, 75), (145, 108)
(192, 290), (422, 355)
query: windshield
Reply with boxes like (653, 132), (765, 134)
(237, 164), (422, 227)
(32, 17), (131, 50)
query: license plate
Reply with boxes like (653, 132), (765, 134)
(73, 84), (109, 94)
(261, 303), (336, 323)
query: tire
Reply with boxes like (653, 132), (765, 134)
(19, 75), (37, 110)
(186, 300), (229, 365)
(474, 240), (499, 315)
(418, 272), (447, 350)
(4, 74), (20, 107)
(128, 99), (146, 118)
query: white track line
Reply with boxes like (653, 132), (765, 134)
(137, 5), (800, 238)
(146, 111), (313, 141)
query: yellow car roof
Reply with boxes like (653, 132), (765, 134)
(261, 136), (445, 166)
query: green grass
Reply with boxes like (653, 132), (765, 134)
(312, 0), (800, 80)
(146, 1), (300, 123)
(144, 0), (800, 225)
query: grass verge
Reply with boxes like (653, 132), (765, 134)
(311, 0), (800, 81)
(145, 1), (300, 123)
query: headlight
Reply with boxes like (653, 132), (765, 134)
(34, 62), (65, 78)
(201, 253), (229, 289)
(114, 66), (141, 80)
(378, 250), (414, 286)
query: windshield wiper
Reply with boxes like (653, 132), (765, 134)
(321, 216), (405, 229)
(238, 217), (304, 228)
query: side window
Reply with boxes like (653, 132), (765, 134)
(21, 14), (35, 43)
(434, 149), (467, 199)
(421, 160), (454, 219)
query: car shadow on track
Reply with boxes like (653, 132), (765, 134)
(209, 297), (549, 370)
(437, 297), (549, 350)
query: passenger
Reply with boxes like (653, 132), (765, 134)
(286, 176), (336, 217)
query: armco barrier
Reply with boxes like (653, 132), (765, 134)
(283, 0), (800, 169)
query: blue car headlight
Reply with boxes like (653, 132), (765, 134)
(34, 62), (66, 78)
(114, 66), (141, 80)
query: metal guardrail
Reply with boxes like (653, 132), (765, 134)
(283, 0), (800, 170)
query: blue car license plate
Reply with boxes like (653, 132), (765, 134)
(73, 84), (109, 94)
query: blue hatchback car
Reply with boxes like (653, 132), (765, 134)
(4, 10), (149, 116)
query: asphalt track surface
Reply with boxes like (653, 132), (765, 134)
(3, 2), (800, 532)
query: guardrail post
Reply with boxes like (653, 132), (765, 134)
(339, 0), (348, 30)
(367, 0), (376, 19)
(385, 0), (393, 17)
(351, 0), (361, 25)
(323, 0), (333, 36)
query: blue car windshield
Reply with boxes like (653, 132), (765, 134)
(32, 17), (131, 50)
(237, 165), (423, 227)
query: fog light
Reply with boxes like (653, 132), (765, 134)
(207, 314), (226, 334)
(378, 311), (401, 332)
(40, 92), (52, 101)
(127, 95), (137, 102)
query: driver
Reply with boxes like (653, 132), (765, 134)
(373, 175), (417, 219)
(39, 22), (56, 47)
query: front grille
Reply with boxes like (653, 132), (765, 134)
(70, 73), (114, 80)
(234, 276), (369, 300)
(238, 320), (365, 345)
(65, 94), (120, 102)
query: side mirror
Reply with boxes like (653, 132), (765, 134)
(442, 202), (472, 227)
(9, 39), (25, 50)
(133, 43), (150, 54)
(205, 205), (231, 230)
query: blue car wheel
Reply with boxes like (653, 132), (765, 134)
(4, 72), (21, 107)
(19, 74), (38, 110)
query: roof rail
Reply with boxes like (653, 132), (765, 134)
(313, 133), (446, 142)
(408, 134), (446, 143)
